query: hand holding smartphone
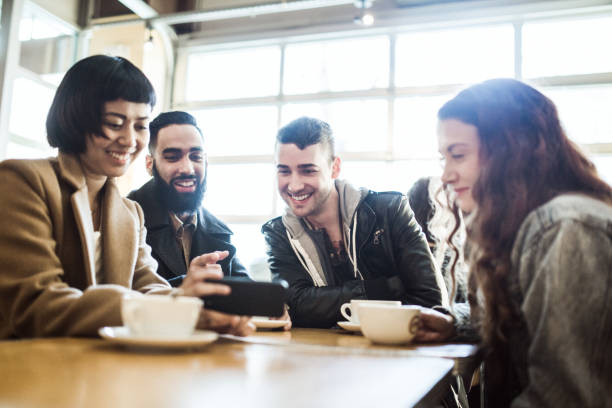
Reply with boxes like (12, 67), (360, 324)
(201, 277), (289, 317)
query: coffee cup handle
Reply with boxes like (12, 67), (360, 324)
(340, 303), (352, 321)
(409, 315), (421, 335)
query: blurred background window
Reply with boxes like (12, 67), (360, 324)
(283, 36), (389, 95)
(4, 0), (76, 160)
(175, 13), (612, 274)
(395, 24), (514, 87)
(186, 46), (280, 101)
(522, 16), (612, 78)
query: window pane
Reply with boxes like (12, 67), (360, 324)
(186, 47), (280, 101)
(9, 77), (55, 142)
(393, 160), (443, 196)
(543, 85), (612, 145)
(523, 16), (612, 78)
(591, 155), (612, 186)
(395, 24), (514, 87)
(227, 223), (271, 281)
(340, 159), (442, 194)
(284, 36), (389, 94)
(281, 99), (388, 152)
(19, 3), (76, 84)
(394, 94), (453, 158)
(341, 161), (392, 191)
(5, 142), (54, 160)
(191, 106), (278, 156)
(205, 163), (274, 216)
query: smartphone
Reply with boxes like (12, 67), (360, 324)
(201, 278), (289, 317)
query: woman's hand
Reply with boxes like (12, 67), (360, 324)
(414, 308), (456, 342)
(197, 310), (255, 337)
(179, 250), (255, 337)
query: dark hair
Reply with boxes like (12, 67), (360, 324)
(276, 117), (335, 161)
(438, 78), (612, 386)
(148, 111), (203, 153)
(408, 177), (436, 245)
(46, 55), (156, 154)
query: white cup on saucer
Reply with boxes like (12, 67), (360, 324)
(358, 304), (421, 345)
(121, 294), (203, 338)
(340, 299), (401, 324)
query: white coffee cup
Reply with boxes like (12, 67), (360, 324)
(340, 300), (401, 324)
(358, 304), (421, 345)
(121, 294), (203, 338)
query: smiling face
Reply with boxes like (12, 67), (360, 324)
(146, 124), (207, 213)
(79, 99), (151, 179)
(437, 118), (481, 213)
(275, 142), (340, 218)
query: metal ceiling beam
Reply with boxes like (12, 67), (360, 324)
(116, 0), (158, 19)
(92, 0), (359, 27)
(113, 0), (176, 110)
(153, 0), (357, 25)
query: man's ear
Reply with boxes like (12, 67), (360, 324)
(331, 156), (341, 179)
(145, 155), (153, 176)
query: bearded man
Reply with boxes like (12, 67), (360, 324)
(129, 111), (249, 286)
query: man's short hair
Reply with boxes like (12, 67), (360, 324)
(276, 117), (335, 161)
(46, 55), (156, 154)
(148, 111), (203, 153)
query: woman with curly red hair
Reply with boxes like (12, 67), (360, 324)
(416, 78), (612, 407)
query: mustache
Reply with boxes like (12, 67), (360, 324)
(171, 175), (197, 183)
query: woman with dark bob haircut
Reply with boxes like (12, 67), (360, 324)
(0, 55), (253, 338)
(415, 78), (612, 407)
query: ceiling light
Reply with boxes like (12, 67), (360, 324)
(354, 0), (375, 26)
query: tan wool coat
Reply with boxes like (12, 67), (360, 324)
(0, 153), (171, 338)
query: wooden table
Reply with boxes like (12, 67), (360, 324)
(244, 327), (481, 379)
(0, 329), (472, 408)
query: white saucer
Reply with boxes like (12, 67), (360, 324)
(98, 326), (218, 350)
(337, 321), (361, 332)
(251, 317), (290, 330)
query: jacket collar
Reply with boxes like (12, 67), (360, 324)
(58, 152), (88, 190)
(335, 179), (369, 227)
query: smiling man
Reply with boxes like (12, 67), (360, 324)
(262, 116), (446, 328)
(128, 111), (249, 286)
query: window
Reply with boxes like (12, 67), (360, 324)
(205, 163), (276, 217)
(4, 1), (76, 160)
(191, 105), (278, 156)
(227, 223), (271, 281)
(523, 16), (612, 78)
(395, 24), (514, 87)
(185, 46), (280, 101)
(9, 77), (55, 144)
(177, 9), (612, 278)
(543, 85), (612, 145)
(283, 36), (389, 94)
(282, 99), (388, 153)
(394, 94), (454, 159)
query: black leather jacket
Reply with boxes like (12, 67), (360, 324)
(128, 179), (249, 286)
(262, 184), (443, 328)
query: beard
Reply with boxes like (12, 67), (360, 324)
(152, 164), (207, 214)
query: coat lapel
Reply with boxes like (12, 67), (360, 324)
(101, 180), (136, 286)
(147, 225), (186, 278)
(58, 154), (96, 286)
(70, 188), (96, 286)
